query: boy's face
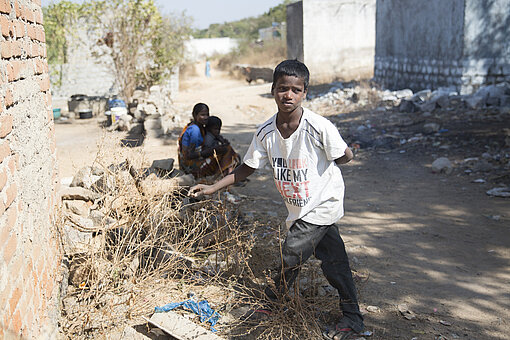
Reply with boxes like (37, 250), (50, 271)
(272, 75), (307, 114)
(209, 126), (221, 137)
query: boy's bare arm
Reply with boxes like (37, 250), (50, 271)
(335, 146), (354, 165)
(189, 163), (255, 196)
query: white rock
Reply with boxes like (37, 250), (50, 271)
(431, 157), (453, 174)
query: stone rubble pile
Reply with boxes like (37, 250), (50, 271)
(306, 82), (510, 198)
(307, 81), (510, 114)
(130, 85), (189, 138)
(59, 160), (195, 257)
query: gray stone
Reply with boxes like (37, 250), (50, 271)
(151, 158), (175, 172)
(418, 100), (437, 112)
(472, 160), (493, 172)
(399, 99), (418, 112)
(423, 123), (440, 134)
(486, 187), (510, 198)
(465, 95), (486, 109)
(436, 95), (450, 108)
(60, 186), (100, 201)
(176, 174), (195, 187)
(70, 166), (103, 189)
(65, 200), (90, 217)
(412, 89), (432, 102)
(431, 157), (453, 174)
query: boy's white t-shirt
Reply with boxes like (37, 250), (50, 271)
(243, 108), (348, 228)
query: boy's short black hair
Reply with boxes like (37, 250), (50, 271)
(206, 115), (222, 130)
(272, 59), (310, 90)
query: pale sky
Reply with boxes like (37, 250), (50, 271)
(42, 0), (285, 29)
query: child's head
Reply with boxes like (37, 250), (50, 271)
(205, 115), (222, 137)
(192, 103), (209, 126)
(272, 59), (310, 92)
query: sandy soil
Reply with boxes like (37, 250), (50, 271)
(55, 64), (509, 339)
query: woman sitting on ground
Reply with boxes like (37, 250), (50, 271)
(178, 103), (240, 178)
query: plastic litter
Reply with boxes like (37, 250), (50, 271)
(155, 298), (220, 332)
(486, 187), (510, 198)
(359, 330), (373, 336)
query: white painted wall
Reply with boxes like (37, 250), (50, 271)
(184, 37), (239, 61)
(301, 0), (376, 83)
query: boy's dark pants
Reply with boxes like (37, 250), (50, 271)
(266, 219), (364, 332)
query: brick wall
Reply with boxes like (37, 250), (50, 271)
(0, 0), (61, 338)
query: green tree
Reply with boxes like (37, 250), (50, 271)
(44, 0), (190, 101)
(137, 12), (192, 88)
(193, 0), (290, 40)
(43, 1), (86, 86)
(87, 0), (163, 101)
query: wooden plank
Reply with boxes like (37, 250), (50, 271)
(143, 312), (224, 340)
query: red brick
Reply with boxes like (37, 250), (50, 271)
(39, 76), (49, 92)
(0, 0), (11, 14)
(0, 168), (6, 191)
(14, 1), (22, 19)
(14, 20), (24, 38)
(7, 61), (21, 81)
(4, 89), (13, 107)
(0, 16), (13, 37)
(8, 256), (23, 288)
(8, 286), (21, 317)
(8, 154), (17, 174)
(0, 115), (13, 138)
(34, 9), (42, 24)
(26, 24), (35, 40)
(11, 41), (21, 57)
(1, 41), (11, 58)
(5, 182), (17, 208)
(44, 91), (51, 107)
(10, 310), (21, 334)
(0, 140), (11, 162)
(2, 232), (17, 263)
(4, 204), (17, 234)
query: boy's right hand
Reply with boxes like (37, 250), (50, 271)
(189, 184), (215, 197)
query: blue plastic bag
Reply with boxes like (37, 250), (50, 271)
(155, 299), (221, 332)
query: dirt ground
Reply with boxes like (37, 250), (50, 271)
(55, 63), (509, 339)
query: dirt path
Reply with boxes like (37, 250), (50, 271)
(55, 65), (509, 339)
(177, 66), (510, 339)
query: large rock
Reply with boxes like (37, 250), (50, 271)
(431, 157), (453, 174)
(423, 123), (440, 134)
(399, 99), (419, 113)
(151, 158), (175, 172)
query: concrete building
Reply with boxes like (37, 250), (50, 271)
(184, 37), (239, 61)
(374, 0), (510, 93)
(286, 0), (376, 84)
(0, 0), (61, 337)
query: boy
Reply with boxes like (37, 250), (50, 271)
(190, 60), (363, 339)
(203, 116), (230, 149)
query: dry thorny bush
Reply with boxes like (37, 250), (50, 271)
(58, 136), (358, 339)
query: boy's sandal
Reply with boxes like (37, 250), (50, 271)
(322, 326), (357, 340)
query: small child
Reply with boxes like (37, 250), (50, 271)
(190, 60), (363, 339)
(203, 116), (229, 149)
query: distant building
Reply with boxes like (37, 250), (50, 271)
(286, 0), (376, 84)
(184, 37), (239, 61)
(374, 0), (510, 93)
(258, 22), (286, 42)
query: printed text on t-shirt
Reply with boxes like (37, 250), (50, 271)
(272, 157), (311, 207)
